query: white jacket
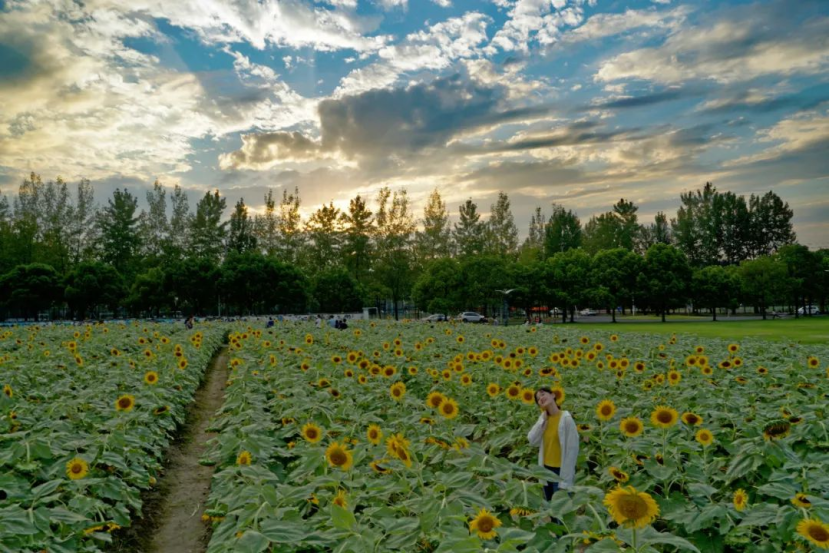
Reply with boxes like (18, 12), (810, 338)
(527, 410), (579, 489)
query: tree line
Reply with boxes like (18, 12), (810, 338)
(0, 173), (825, 321)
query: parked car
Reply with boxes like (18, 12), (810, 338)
(797, 305), (820, 315)
(579, 308), (598, 316)
(549, 307), (562, 316)
(422, 314), (448, 322)
(456, 312), (488, 323)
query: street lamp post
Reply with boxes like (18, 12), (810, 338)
(495, 289), (516, 327)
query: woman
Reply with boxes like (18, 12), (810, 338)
(527, 387), (579, 500)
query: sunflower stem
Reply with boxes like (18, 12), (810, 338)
(632, 527), (638, 552)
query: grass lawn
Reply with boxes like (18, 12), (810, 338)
(581, 316), (828, 344)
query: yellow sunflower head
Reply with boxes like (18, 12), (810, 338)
(66, 457), (89, 480)
(797, 519), (829, 549)
(596, 400), (616, 421)
(486, 383), (500, 398)
(791, 493), (812, 509)
(367, 424), (383, 445)
(332, 489), (348, 508)
(619, 417), (644, 438)
(681, 412), (703, 426)
(469, 507), (502, 540)
(733, 489), (748, 511)
(115, 394), (135, 412)
(325, 442), (354, 470)
(438, 397), (460, 419)
(603, 486), (659, 529)
(520, 388), (535, 405)
(695, 428), (714, 447)
(763, 421), (791, 441)
(426, 391), (445, 409)
(390, 382), (406, 401)
(608, 467), (629, 483)
(236, 450), (252, 466)
(302, 422), (323, 443)
(144, 371), (159, 385)
(650, 406), (678, 429)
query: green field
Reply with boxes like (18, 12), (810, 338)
(581, 317), (828, 344)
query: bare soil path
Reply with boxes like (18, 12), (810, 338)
(113, 347), (228, 553)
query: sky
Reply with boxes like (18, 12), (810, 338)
(0, 0), (827, 247)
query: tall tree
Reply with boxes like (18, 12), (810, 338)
(612, 198), (640, 251)
(590, 248), (643, 322)
(0, 263), (63, 320)
(748, 191), (796, 257)
(691, 265), (741, 321)
(520, 206), (547, 263)
(544, 204), (582, 258)
(488, 191), (519, 257)
(277, 187), (304, 264)
(640, 211), (672, 251)
(166, 184), (190, 260)
(257, 189), (280, 256)
(65, 261), (124, 319)
(341, 194), (373, 283)
(717, 191), (750, 265)
(672, 182), (718, 266)
(582, 213), (619, 254)
(637, 244), (691, 322)
(738, 255), (788, 320)
(227, 198), (258, 254)
(454, 199), (485, 257)
(305, 201), (343, 270)
(37, 176), (74, 273)
(412, 258), (464, 315)
(373, 187), (415, 320)
(545, 248), (592, 323)
(415, 188), (452, 264)
(97, 188), (140, 277)
(138, 179), (169, 260)
(189, 190), (227, 262)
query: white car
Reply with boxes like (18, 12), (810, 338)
(422, 314), (448, 322)
(457, 312), (487, 323)
(579, 308), (598, 316)
(797, 305), (820, 315)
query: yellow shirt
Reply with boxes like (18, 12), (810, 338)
(542, 412), (562, 467)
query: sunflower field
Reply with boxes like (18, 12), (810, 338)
(0, 322), (225, 552)
(199, 322), (829, 553)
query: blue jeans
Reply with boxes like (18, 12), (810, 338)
(543, 465), (560, 501)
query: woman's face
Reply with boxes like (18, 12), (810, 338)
(536, 390), (553, 408)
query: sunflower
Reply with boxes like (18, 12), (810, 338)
(386, 433), (411, 458)
(326, 442), (354, 470)
(596, 400), (616, 421)
(520, 388), (535, 405)
(505, 384), (521, 400)
(681, 412), (703, 426)
(438, 397), (460, 419)
(807, 357), (820, 368)
(701, 365), (713, 376)
(763, 421), (791, 440)
(757, 366), (768, 375)
(650, 406), (678, 429)
(603, 486), (659, 529)
(460, 374), (472, 386)
(115, 394), (135, 412)
(610, 334), (619, 342)
(110, 348), (121, 356)
(620, 417), (644, 438)
(366, 424), (383, 445)
(469, 508), (502, 540)
(390, 382), (406, 401)
(608, 467), (629, 483)
(144, 371), (159, 385)
(667, 370), (681, 386)
(317, 378), (331, 388)
(408, 366), (418, 376)
(528, 346), (538, 356)
(792, 493), (812, 509)
(236, 450), (252, 466)
(369, 459), (392, 474)
(551, 386), (565, 405)
(727, 343), (739, 353)
(332, 489), (348, 508)
(302, 423), (323, 443)
(153, 405), (169, 416)
(695, 428), (714, 447)
(685, 355), (698, 366)
(797, 519), (829, 549)
(486, 383), (501, 397)
(2, 384), (12, 398)
(426, 391), (445, 410)
(358, 375), (368, 385)
(441, 369), (453, 381)
(66, 457), (89, 480)
(732, 489), (748, 511)
(344, 369), (354, 378)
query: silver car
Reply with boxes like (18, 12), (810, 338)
(457, 312), (487, 323)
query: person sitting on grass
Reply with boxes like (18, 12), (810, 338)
(527, 387), (579, 501)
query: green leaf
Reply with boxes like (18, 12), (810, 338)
(235, 530), (270, 553)
(738, 504), (781, 528)
(330, 504), (357, 531)
(434, 535), (482, 553)
(636, 526), (701, 552)
(259, 519), (307, 543)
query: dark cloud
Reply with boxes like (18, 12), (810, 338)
(219, 131), (321, 169)
(591, 89), (691, 110)
(700, 88), (828, 115)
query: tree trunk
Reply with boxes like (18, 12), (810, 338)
(661, 308), (666, 323)
(611, 305), (616, 323)
(712, 307), (717, 322)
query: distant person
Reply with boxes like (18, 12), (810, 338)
(328, 315), (336, 328)
(315, 315), (323, 328)
(184, 316), (194, 330)
(266, 317), (274, 328)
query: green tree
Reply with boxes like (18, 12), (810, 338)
(65, 261), (124, 319)
(415, 188), (452, 264)
(227, 198), (258, 254)
(748, 191), (796, 257)
(312, 267), (362, 313)
(412, 258), (463, 315)
(640, 212), (672, 251)
(189, 190), (227, 262)
(305, 202), (342, 270)
(775, 244), (823, 317)
(637, 244), (691, 322)
(544, 204), (582, 258)
(454, 199), (485, 257)
(256, 189), (280, 256)
(590, 248), (642, 322)
(738, 255), (788, 320)
(97, 188), (140, 277)
(341, 194), (373, 283)
(460, 255), (510, 318)
(166, 184), (190, 261)
(138, 179), (169, 261)
(582, 213), (619, 255)
(220, 252), (308, 314)
(373, 187), (415, 320)
(546, 248), (592, 323)
(0, 263), (62, 320)
(165, 257), (219, 316)
(519, 207), (546, 263)
(126, 267), (170, 316)
(277, 187), (304, 264)
(691, 265), (741, 321)
(488, 191), (519, 257)
(672, 182), (718, 266)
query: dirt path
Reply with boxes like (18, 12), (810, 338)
(115, 347), (229, 553)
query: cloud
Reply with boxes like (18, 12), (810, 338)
(697, 87), (828, 115)
(218, 132), (324, 170)
(334, 12), (491, 96)
(589, 88), (691, 110)
(724, 112), (829, 169)
(562, 6), (690, 44)
(596, 1), (828, 84)
(487, 0), (586, 54)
